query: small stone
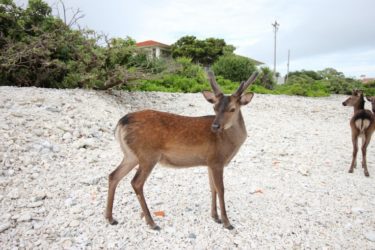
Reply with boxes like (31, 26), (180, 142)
(7, 189), (20, 199)
(7, 169), (15, 176)
(69, 220), (80, 227)
(351, 207), (365, 214)
(46, 106), (60, 113)
(52, 145), (60, 153)
(188, 233), (197, 239)
(80, 176), (102, 185)
(62, 239), (73, 249)
(0, 223), (11, 233)
(63, 132), (72, 140)
(32, 192), (47, 202)
(31, 173), (39, 179)
(17, 212), (32, 222)
(70, 206), (82, 214)
(34, 129), (44, 136)
(298, 168), (310, 176)
(154, 172), (164, 179)
(365, 231), (375, 242)
(27, 201), (43, 208)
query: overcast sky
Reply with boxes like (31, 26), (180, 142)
(17, 0), (375, 77)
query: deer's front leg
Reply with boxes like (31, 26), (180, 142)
(210, 167), (233, 230)
(208, 168), (221, 223)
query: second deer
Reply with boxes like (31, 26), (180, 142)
(105, 71), (259, 230)
(342, 90), (375, 176)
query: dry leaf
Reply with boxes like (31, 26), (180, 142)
(154, 211), (165, 217)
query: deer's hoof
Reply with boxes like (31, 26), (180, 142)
(108, 218), (118, 225)
(348, 169), (354, 173)
(150, 224), (161, 231)
(365, 172), (370, 177)
(224, 224), (234, 230)
(212, 216), (222, 224)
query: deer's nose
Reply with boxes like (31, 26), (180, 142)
(342, 102), (347, 106)
(211, 123), (220, 132)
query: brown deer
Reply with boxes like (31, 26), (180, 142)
(105, 71), (259, 230)
(342, 90), (375, 176)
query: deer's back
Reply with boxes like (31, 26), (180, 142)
(117, 110), (220, 167)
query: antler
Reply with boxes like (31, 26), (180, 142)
(233, 71), (259, 97)
(207, 71), (223, 97)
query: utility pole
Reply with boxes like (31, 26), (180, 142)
(272, 21), (279, 77)
(286, 49), (290, 84)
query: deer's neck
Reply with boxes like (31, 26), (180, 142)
(354, 99), (365, 113)
(224, 111), (247, 144)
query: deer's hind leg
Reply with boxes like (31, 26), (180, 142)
(131, 157), (159, 230)
(361, 132), (372, 177)
(349, 130), (359, 173)
(106, 151), (138, 225)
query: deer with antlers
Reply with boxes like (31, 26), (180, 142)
(342, 90), (375, 176)
(105, 71), (259, 230)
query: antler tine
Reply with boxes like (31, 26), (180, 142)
(233, 71), (259, 96)
(207, 71), (223, 96)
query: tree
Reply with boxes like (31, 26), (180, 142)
(0, 0), (142, 89)
(256, 67), (276, 90)
(171, 36), (234, 65)
(318, 68), (345, 80)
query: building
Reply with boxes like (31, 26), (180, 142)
(135, 40), (171, 59)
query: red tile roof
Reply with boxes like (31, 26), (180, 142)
(361, 78), (375, 84)
(136, 40), (170, 48)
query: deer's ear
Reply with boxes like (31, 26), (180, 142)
(239, 92), (254, 106)
(202, 91), (218, 104)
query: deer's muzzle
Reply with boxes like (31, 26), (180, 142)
(211, 123), (221, 132)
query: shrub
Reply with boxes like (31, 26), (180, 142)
(212, 55), (256, 82)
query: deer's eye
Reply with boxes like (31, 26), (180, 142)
(229, 108), (235, 112)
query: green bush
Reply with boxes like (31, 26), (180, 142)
(212, 54), (256, 82)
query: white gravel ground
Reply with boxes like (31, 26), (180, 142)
(0, 86), (375, 249)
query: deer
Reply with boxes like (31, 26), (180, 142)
(105, 71), (259, 230)
(342, 90), (375, 177)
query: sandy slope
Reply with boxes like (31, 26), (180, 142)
(0, 86), (374, 249)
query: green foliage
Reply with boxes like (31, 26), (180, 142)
(363, 81), (375, 96)
(254, 67), (276, 90)
(171, 36), (234, 65)
(212, 54), (256, 82)
(274, 81), (329, 97)
(129, 57), (209, 93)
(0, 0), (137, 88)
(288, 70), (323, 81)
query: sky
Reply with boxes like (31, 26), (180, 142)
(17, 0), (375, 78)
